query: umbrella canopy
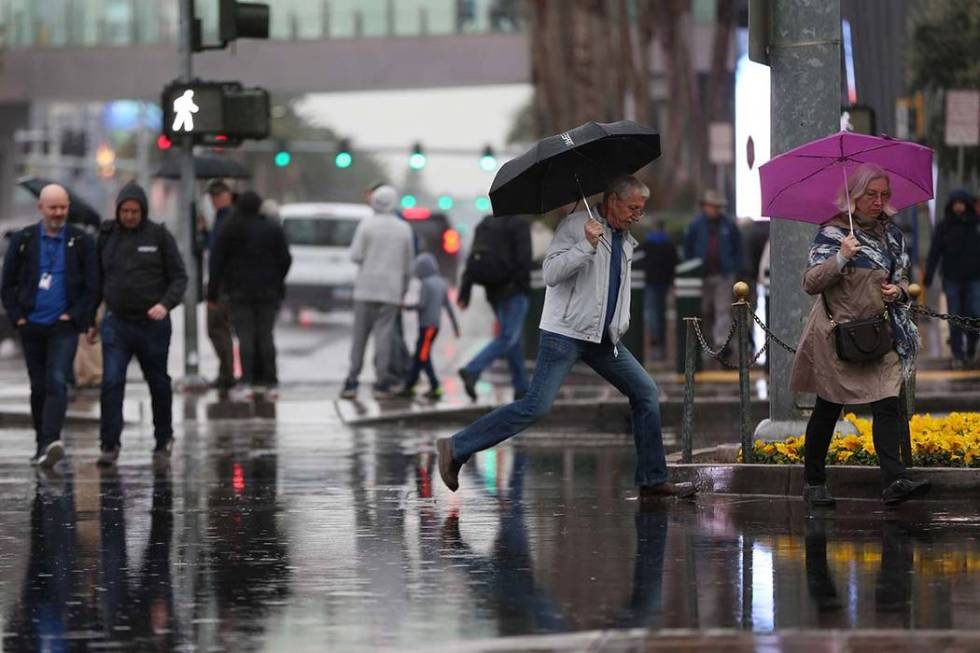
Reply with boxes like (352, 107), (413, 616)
(489, 120), (661, 216)
(17, 176), (102, 230)
(759, 132), (933, 225)
(154, 154), (251, 180)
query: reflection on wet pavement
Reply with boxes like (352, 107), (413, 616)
(1, 418), (979, 651)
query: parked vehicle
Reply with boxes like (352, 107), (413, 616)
(403, 207), (461, 283)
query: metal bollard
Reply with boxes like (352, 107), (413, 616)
(733, 282), (753, 463)
(681, 317), (698, 464)
(899, 284), (922, 466)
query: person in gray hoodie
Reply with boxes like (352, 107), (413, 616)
(399, 253), (460, 399)
(341, 185), (415, 399)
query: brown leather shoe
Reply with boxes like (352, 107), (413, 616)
(436, 437), (462, 492)
(639, 481), (697, 499)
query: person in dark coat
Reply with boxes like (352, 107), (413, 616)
(205, 180), (237, 390)
(924, 190), (980, 368)
(208, 191), (292, 399)
(93, 182), (188, 468)
(1, 184), (98, 468)
(637, 220), (678, 359)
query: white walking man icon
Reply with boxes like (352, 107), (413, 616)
(172, 89), (200, 133)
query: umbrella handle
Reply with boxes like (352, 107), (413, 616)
(574, 173), (605, 243)
(843, 166), (854, 233)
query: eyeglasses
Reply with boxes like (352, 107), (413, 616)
(862, 190), (892, 202)
(618, 197), (646, 216)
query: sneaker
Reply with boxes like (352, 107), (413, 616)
(638, 481), (697, 499)
(340, 380), (358, 399)
(96, 445), (121, 467)
(424, 387), (444, 400)
(436, 437), (462, 492)
(258, 386), (280, 400)
(952, 359), (966, 371)
(230, 384), (255, 401)
(396, 386), (417, 398)
(458, 368), (478, 402)
(882, 478), (931, 506)
(803, 484), (837, 507)
(372, 383), (395, 399)
(152, 439), (174, 470)
(36, 440), (64, 470)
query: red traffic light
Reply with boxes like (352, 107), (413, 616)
(156, 134), (173, 150)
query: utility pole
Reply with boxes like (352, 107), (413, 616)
(179, 0), (204, 385)
(756, 0), (841, 438)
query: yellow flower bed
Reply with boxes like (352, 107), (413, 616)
(745, 412), (980, 467)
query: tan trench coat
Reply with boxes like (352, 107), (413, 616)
(789, 214), (908, 405)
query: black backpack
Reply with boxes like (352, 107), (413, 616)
(465, 218), (513, 287)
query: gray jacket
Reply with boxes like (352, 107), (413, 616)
(409, 253), (460, 332)
(539, 210), (636, 347)
(349, 212), (414, 305)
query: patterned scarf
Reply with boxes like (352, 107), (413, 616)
(807, 218), (919, 379)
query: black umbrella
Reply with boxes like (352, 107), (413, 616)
(489, 120), (661, 217)
(17, 176), (102, 231)
(154, 154), (251, 180)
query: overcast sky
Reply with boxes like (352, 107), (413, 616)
(295, 83), (533, 202)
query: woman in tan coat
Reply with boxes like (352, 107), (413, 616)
(791, 163), (930, 507)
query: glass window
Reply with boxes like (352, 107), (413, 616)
(283, 216), (359, 247)
(692, 0), (717, 24)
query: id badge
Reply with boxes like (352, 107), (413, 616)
(38, 273), (53, 290)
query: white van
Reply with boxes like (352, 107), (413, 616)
(280, 202), (372, 314)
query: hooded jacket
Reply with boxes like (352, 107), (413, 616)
(924, 190), (980, 286)
(409, 253), (460, 331)
(97, 182), (188, 321)
(207, 191), (292, 302)
(683, 212), (743, 277)
(349, 185), (414, 305)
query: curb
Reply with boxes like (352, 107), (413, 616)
(0, 411), (101, 428)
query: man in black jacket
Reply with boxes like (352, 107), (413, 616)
(208, 191), (292, 399)
(1, 184), (98, 468)
(456, 214), (531, 401)
(924, 190), (980, 368)
(93, 182), (188, 467)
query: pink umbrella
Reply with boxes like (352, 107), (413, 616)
(759, 132), (933, 228)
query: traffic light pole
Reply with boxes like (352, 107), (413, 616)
(179, 0), (205, 387)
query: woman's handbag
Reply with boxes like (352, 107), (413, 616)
(822, 295), (893, 363)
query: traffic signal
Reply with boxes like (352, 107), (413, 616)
(408, 142), (426, 170)
(475, 197), (491, 212)
(219, 0), (270, 45)
(161, 80), (270, 143)
(274, 143), (291, 167)
(156, 134), (173, 150)
(335, 138), (353, 168)
(479, 145), (497, 171)
(437, 195), (454, 210)
(401, 194), (418, 209)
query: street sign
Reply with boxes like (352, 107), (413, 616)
(945, 89), (980, 147)
(162, 82), (224, 137)
(709, 122), (734, 165)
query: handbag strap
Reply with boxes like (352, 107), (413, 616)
(821, 293), (838, 327)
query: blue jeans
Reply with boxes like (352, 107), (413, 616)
(643, 283), (669, 344)
(100, 313), (173, 448)
(20, 321), (78, 447)
(451, 330), (668, 486)
(463, 293), (529, 394)
(943, 279), (980, 360)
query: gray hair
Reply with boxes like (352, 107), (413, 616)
(603, 175), (650, 203)
(836, 163), (897, 217)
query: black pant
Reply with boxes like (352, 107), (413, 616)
(20, 321), (79, 448)
(230, 300), (279, 386)
(207, 301), (236, 387)
(404, 326), (439, 390)
(804, 395), (907, 487)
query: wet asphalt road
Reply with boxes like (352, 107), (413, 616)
(1, 405), (979, 652)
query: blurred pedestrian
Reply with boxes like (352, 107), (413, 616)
(341, 185), (415, 399)
(791, 164), (929, 507)
(208, 191), (292, 400)
(683, 190), (743, 352)
(637, 219), (677, 361)
(1, 184), (98, 468)
(924, 190), (980, 369)
(436, 176), (695, 500)
(398, 253), (460, 399)
(93, 182), (187, 468)
(205, 180), (237, 391)
(457, 213), (531, 401)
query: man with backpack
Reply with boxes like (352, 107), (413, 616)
(456, 213), (531, 401)
(1, 184), (98, 468)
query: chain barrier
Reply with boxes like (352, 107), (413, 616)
(909, 303), (980, 334)
(750, 311), (798, 355)
(690, 318), (738, 369)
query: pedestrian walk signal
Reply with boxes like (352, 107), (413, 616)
(161, 80), (270, 143)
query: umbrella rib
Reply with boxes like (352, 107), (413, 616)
(765, 158), (845, 209)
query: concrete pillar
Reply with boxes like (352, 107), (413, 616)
(758, 1), (841, 437)
(0, 103), (30, 229)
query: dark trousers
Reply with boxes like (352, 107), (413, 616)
(942, 279), (980, 361)
(804, 395), (907, 487)
(405, 326), (439, 390)
(207, 301), (236, 387)
(100, 313), (173, 448)
(230, 300), (279, 386)
(20, 321), (78, 448)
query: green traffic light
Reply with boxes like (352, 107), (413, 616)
(475, 197), (491, 212)
(274, 151), (291, 167)
(479, 155), (497, 171)
(437, 195), (454, 211)
(401, 194), (417, 209)
(409, 153), (427, 170)
(335, 151), (352, 168)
